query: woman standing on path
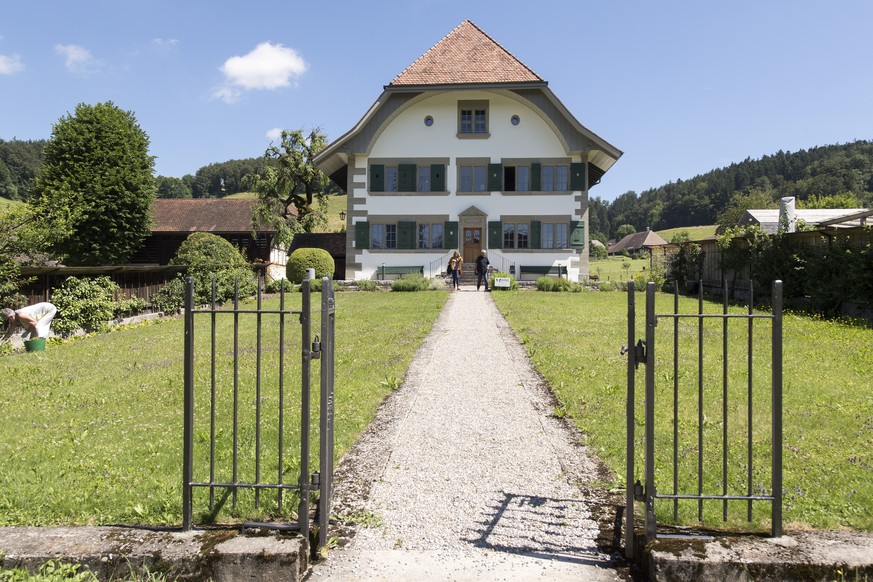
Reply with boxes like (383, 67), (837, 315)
(448, 250), (463, 290)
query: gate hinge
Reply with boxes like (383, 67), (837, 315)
(621, 339), (647, 368)
(310, 335), (321, 360)
(634, 480), (645, 502)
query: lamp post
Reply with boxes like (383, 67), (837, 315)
(339, 211), (346, 221)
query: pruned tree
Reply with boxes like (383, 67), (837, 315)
(246, 128), (330, 246)
(31, 101), (156, 265)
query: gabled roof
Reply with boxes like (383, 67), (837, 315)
(313, 20), (622, 187)
(390, 20), (544, 87)
(151, 198), (280, 234)
(608, 229), (668, 254)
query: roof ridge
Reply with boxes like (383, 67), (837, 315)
(389, 19), (543, 87)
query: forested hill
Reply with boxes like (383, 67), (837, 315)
(590, 140), (873, 238)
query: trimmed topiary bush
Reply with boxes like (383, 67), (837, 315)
(287, 248), (335, 284)
(166, 232), (257, 306)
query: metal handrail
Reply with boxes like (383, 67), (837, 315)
(428, 252), (453, 278)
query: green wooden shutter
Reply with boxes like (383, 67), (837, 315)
(529, 220), (541, 249)
(444, 221), (458, 249)
(488, 221), (503, 250)
(398, 164), (416, 192)
(398, 221), (416, 249)
(531, 163), (542, 191)
(488, 163), (503, 191)
(430, 164), (445, 193)
(570, 163), (585, 190)
(355, 221), (370, 249)
(570, 220), (585, 249)
(370, 164), (384, 192)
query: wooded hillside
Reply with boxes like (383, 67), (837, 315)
(591, 140), (873, 238)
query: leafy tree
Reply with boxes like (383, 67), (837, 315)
(615, 224), (636, 239)
(156, 175), (192, 198)
(0, 138), (46, 201)
(798, 192), (861, 209)
(715, 188), (778, 233)
(31, 102), (156, 265)
(0, 206), (58, 306)
(246, 128), (331, 245)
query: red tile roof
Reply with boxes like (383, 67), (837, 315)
(390, 20), (544, 87)
(151, 198), (279, 233)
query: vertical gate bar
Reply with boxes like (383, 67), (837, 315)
(644, 282), (656, 542)
(697, 279), (704, 521)
(299, 278), (312, 541)
(319, 278), (336, 549)
(209, 279), (217, 509)
(747, 280), (754, 521)
(232, 279), (239, 509)
(672, 282), (679, 521)
(278, 281), (286, 513)
(182, 277), (194, 531)
(255, 275), (263, 509)
(624, 280), (636, 560)
(772, 280), (783, 537)
(722, 280), (729, 520)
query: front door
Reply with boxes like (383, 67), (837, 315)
(463, 228), (482, 264)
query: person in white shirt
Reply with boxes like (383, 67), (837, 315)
(1, 302), (58, 341)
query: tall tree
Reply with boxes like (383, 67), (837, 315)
(32, 102), (156, 265)
(246, 128), (330, 245)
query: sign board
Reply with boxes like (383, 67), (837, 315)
(494, 277), (511, 288)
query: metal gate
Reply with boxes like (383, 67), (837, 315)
(181, 275), (335, 551)
(624, 280), (782, 558)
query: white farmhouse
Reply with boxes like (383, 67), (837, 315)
(314, 20), (622, 282)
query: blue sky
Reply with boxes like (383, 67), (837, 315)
(2, 0), (872, 201)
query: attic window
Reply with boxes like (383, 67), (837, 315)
(458, 100), (489, 139)
(424, 115), (434, 127)
(511, 115), (520, 126)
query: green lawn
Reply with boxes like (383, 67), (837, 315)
(656, 224), (718, 242)
(0, 196), (25, 214)
(492, 290), (873, 531)
(0, 290), (447, 526)
(589, 255), (651, 281)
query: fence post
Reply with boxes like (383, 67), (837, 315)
(182, 277), (194, 531)
(771, 280), (783, 537)
(299, 275), (311, 542)
(625, 280), (636, 559)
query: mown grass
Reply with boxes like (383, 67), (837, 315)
(589, 255), (651, 281)
(0, 290), (448, 526)
(656, 224), (718, 242)
(492, 290), (873, 531)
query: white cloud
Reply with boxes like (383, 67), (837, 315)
(55, 44), (100, 75)
(0, 53), (24, 75)
(265, 128), (283, 142)
(213, 42), (307, 104)
(152, 38), (179, 52)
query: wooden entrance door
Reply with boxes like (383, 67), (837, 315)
(463, 227), (482, 264)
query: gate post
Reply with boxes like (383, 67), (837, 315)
(771, 280), (783, 537)
(644, 282), (657, 542)
(299, 277), (311, 542)
(182, 277), (194, 531)
(318, 277), (336, 549)
(625, 280), (636, 559)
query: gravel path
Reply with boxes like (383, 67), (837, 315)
(308, 288), (626, 581)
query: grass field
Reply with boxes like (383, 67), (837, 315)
(589, 256), (651, 281)
(656, 224), (718, 242)
(0, 196), (25, 213)
(492, 290), (873, 531)
(0, 290), (447, 526)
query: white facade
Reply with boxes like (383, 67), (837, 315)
(313, 24), (621, 282)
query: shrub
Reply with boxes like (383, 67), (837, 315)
(167, 232), (257, 306)
(535, 276), (581, 292)
(151, 276), (186, 314)
(298, 278), (323, 293)
(490, 272), (518, 291)
(597, 280), (618, 292)
(287, 248), (334, 284)
(391, 274), (431, 292)
(264, 278), (293, 294)
(51, 276), (119, 335)
(356, 279), (378, 292)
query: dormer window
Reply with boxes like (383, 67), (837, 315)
(458, 100), (489, 138)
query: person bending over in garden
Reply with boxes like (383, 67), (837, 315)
(1, 302), (58, 342)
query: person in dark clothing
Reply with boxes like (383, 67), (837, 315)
(475, 250), (490, 291)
